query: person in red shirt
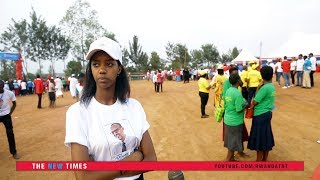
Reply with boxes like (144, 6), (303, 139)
(281, 56), (291, 88)
(33, 74), (44, 109)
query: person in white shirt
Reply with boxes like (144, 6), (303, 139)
(20, 80), (27, 96)
(152, 72), (158, 92)
(296, 54), (305, 86)
(0, 80), (20, 159)
(65, 37), (156, 180)
(54, 77), (63, 98)
(309, 53), (317, 87)
(267, 60), (276, 74)
(75, 73), (85, 101)
(69, 74), (78, 99)
(275, 58), (283, 86)
(290, 57), (297, 86)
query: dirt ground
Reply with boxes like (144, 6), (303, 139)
(1, 74), (320, 180)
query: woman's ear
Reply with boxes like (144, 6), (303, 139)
(118, 66), (122, 75)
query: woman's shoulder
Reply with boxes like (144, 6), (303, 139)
(124, 98), (143, 108)
(67, 102), (85, 114)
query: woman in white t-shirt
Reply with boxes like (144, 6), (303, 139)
(275, 58), (283, 86)
(65, 37), (157, 180)
(290, 57), (297, 86)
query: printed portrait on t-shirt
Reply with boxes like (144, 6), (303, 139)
(105, 122), (139, 161)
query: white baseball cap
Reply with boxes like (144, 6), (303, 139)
(85, 37), (122, 64)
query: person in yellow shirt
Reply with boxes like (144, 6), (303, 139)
(240, 66), (249, 101)
(198, 70), (212, 118)
(247, 64), (262, 104)
(210, 65), (227, 108)
(247, 60), (255, 72)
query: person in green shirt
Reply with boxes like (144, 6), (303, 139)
(247, 66), (275, 161)
(224, 74), (248, 161)
(222, 66), (249, 158)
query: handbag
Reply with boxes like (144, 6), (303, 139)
(214, 96), (224, 122)
(245, 101), (254, 119)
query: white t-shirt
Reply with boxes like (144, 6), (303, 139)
(152, 74), (157, 83)
(290, 61), (297, 71)
(275, 62), (283, 72)
(48, 83), (55, 92)
(20, 81), (27, 90)
(65, 98), (149, 180)
(0, 89), (16, 116)
(296, 59), (305, 71)
(310, 57), (317, 71)
(54, 78), (63, 89)
(268, 63), (276, 73)
(75, 83), (83, 98)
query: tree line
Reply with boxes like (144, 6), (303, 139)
(0, 0), (240, 80)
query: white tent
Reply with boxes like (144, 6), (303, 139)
(267, 32), (320, 57)
(231, 48), (259, 63)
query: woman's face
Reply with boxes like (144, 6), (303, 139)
(91, 51), (121, 89)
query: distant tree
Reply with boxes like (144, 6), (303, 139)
(230, 47), (240, 60)
(0, 19), (30, 74)
(220, 47), (240, 64)
(190, 49), (203, 68)
(65, 60), (82, 77)
(165, 42), (190, 69)
(60, 0), (115, 69)
(26, 72), (35, 80)
(122, 48), (130, 68)
(201, 44), (219, 67)
(149, 51), (164, 70)
(0, 61), (16, 81)
(46, 26), (71, 76)
(128, 35), (148, 72)
(27, 9), (50, 75)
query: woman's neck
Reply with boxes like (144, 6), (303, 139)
(95, 87), (116, 105)
(263, 80), (272, 84)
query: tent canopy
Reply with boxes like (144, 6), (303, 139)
(267, 32), (320, 58)
(231, 48), (259, 63)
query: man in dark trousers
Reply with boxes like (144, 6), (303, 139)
(183, 68), (189, 83)
(33, 74), (44, 109)
(0, 80), (20, 159)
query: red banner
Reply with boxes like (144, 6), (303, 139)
(16, 161), (304, 171)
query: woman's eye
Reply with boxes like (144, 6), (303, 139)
(107, 63), (114, 67)
(92, 63), (99, 67)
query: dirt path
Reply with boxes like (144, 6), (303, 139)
(1, 74), (319, 180)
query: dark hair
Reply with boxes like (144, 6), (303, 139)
(309, 53), (313, 56)
(260, 66), (273, 81)
(229, 66), (238, 75)
(229, 74), (240, 85)
(78, 72), (85, 78)
(36, 74), (40, 78)
(80, 60), (130, 107)
(284, 56), (287, 59)
(299, 54), (303, 57)
(303, 55), (307, 60)
(217, 69), (224, 75)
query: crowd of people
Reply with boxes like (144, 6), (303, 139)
(197, 52), (318, 161)
(264, 53), (318, 89)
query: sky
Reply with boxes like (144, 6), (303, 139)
(1, 0), (320, 74)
